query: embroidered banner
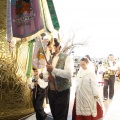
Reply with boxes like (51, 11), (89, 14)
(32, 37), (47, 69)
(10, 0), (44, 38)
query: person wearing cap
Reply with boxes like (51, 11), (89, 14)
(41, 38), (74, 120)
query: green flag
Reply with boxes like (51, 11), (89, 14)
(47, 0), (60, 31)
(26, 39), (35, 78)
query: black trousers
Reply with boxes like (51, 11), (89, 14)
(33, 92), (47, 120)
(103, 75), (115, 99)
(48, 88), (70, 120)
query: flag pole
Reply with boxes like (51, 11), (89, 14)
(40, 33), (48, 64)
(40, 34), (57, 91)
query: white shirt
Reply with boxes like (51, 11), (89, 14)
(103, 60), (118, 72)
(28, 77), (48, 89)
(108, 61), (118, 71)
(43, 53), (74, 81)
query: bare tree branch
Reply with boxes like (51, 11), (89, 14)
(60, 27), (89, 54)
(62, 41), (88, 53)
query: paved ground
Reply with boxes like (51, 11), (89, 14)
(25, 78), (120, 120)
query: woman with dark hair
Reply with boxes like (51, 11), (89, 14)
(72, 57), (104, 120)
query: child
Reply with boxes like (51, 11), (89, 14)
(28, 67), (48, 120)
(72, 57), (104, 120)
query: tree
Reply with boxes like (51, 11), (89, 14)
(60, 28), (89, 55)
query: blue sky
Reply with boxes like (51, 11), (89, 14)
(53, 0), (120, 58)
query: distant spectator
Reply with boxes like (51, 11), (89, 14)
(97, 61), (104, 86)
(102, 54), (118, 101)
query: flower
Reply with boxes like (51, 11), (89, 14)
(15, 0), (32, 15)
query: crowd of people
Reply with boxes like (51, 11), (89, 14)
(28, 38), (120, 120)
